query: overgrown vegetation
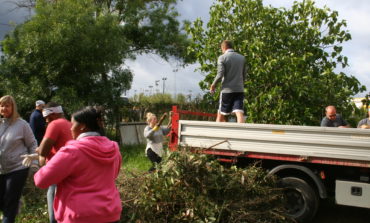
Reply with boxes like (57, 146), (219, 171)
(14, 145), (292, 223)
(119, 149), (293, 223)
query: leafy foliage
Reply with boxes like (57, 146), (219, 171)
(186, 0), (366, 125)
(1, 0), (132, 116)
(0, 0), (191, 127)
(120, 149), (292, 223)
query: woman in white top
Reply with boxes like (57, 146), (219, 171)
(143, 112), (172, 171)
(0, 95), (37, 223)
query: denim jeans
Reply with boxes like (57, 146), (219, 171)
(47, 184), (57, 223)
(0, 168), (29, 223)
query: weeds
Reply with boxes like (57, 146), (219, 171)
(119, 149), (293, 223)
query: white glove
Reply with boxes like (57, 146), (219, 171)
(20, 153), (39, 167)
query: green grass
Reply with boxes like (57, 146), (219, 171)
(121, 144), (151, 172)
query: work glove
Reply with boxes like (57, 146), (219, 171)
(153, 125), (160, 131)
(20, 153), (39, 167)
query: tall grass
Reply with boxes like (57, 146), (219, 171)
(121, 144), (151, 172)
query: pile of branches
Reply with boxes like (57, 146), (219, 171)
(119, 149), (293, 223)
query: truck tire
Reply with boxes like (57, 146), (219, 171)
(279, 177), (319, 223)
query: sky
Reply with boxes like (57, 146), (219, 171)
(1, 0), (370, 98)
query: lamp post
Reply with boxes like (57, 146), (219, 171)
(155, 80), (160, 94)
(162, 77), (167, 94)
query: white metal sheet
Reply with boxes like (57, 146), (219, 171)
(178, 121), (370, 162)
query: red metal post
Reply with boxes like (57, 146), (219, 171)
(169, 105), (179, 151)
(168, 105), (217, 151)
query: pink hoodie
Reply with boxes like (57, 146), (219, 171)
(34, 136), (122, 223)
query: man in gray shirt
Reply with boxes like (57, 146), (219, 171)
(320, 105), (349, 128)
(210, 40), (246, 123)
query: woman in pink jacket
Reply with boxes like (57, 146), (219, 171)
(34, 106), (122, 223)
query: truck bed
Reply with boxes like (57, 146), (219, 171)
(178, 120), (370, 166)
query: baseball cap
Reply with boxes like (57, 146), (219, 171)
(35, 100), (45, 106)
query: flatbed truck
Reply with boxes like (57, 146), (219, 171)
(168, 106), (370, 222)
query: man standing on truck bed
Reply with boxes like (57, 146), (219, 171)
(210, 40), (247, 123)
(321, 105), (350, 128)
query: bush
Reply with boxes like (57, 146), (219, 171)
(119, 149), (293, 223)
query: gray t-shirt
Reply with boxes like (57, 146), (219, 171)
(320, 114), (348, 127)
(357, 118), (370, 128)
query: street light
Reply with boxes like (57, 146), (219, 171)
(155, 80), (160, 94)
(162, 77), (167, 94)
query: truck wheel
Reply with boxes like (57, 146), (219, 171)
(279, 177), (319, 223)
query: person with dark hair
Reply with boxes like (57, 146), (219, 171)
(210, 40), (247, 123)
(0, 95), (37, 223)
(36, 101), (72, 223)
(29, 100), (46, 145)
(34, 106), (122, 223)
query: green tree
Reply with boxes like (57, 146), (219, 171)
(1, 0), (190, 138)
(186, 0), (365, 125)
(105, 0), (191, 62)
(1, 0), (131, 114)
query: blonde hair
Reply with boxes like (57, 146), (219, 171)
(0, 95), (20, 124)
(146, 112), (156, 124)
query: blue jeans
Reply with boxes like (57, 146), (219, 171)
(47, 184), (57, 223)
(0, 168), (29, 223)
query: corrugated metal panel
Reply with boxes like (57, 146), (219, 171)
(120, 122), (146, 145)
(178, 121), (370, 162)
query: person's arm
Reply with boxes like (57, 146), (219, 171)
(23, 122), (37, 154)
(243, 59), (247, 83)
(34, 147), (76, 189)
(113, 143), (122, 179)
(144, 126), (156, 139)
(320, 117), (329, 127)
(338, 124), (350, 128)
(29, 113), (36, 134)
(166, 111), (173, 129)
(338, 125), (350, 128)
(20, 121), (39, 167)
(210, 56), (225, 92)
(36, 137), (55, 166)
(338, 115), (350, 128)
(162, 126), (171, 135)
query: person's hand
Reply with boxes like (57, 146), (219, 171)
(210, 84), (215, 94)
(360, 124), (370, 129)
(20, 153), (39, 167)
(39, 156), (46, 167)
(153, 125), (160, 131)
